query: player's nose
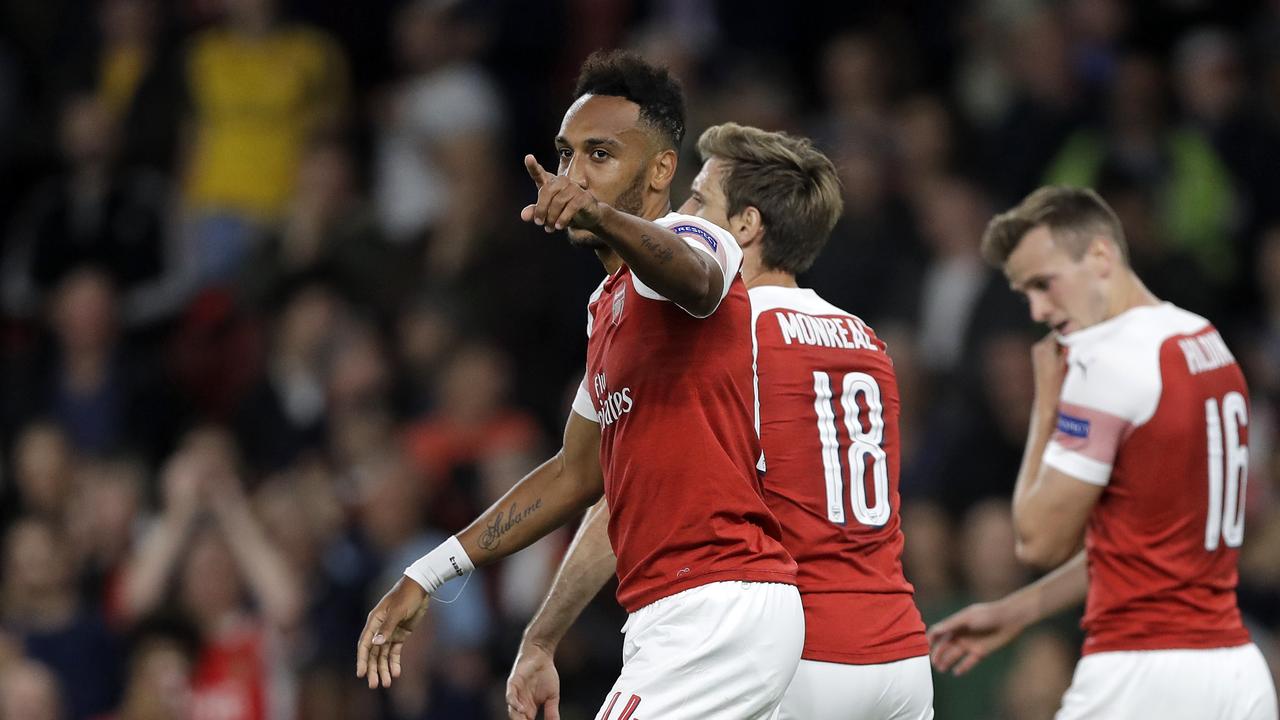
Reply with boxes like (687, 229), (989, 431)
(1028, 292), (1052, 323)
(564, 154), (588, 188)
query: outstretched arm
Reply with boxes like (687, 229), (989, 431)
(357, 412), (605, 689)
(928, 550), (1087, 675)
(521, 155), (724, 316)
(506, 498), (616, 720)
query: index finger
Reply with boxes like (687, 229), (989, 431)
(524, 154), (553, 188)
(355, 615), (383, 678)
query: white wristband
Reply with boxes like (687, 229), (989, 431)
(403, 536), (474, 594)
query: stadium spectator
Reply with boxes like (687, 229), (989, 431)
(5, 269), (180, 461)
(233, 281), (347, 473)
(57, 0), (184, 175)
(372, 0), (503, 280)
(241, 140), (405, 315)
(2, 517), (122, 719)
(4, 423), (76, 527)
(2, 93), (188, 328)
(120, 429), (302, 720)
(402, 341), (542, 529)
(112, 615), (200, 720)
(180, 0), (348, 283)
(64, 455), (145, 625)
(1045, 53), (1240, 285)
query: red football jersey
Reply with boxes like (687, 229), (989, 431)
(571, 213), (796, 612)
(750, 286), (928, 665)
(1045, 303), (1251, 655)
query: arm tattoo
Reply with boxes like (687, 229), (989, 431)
(639, 234), (674, 264)
(478, 498), (545, 551)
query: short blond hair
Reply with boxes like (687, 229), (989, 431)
(696, 123), (843, 274)
(981, 186), (1128, 267)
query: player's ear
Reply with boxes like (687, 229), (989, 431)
(1086, 235), (1114, 277)
(648, 148), (678, 192)
(732, 206), (764, 249)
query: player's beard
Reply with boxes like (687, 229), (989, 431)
(566, 168), (647, 249)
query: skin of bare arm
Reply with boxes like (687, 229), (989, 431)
(1009, 335), (1105, 568)
(505, 497), (617, 720)
(356, 411), (605, 689)
(928, 551), (1088, 675)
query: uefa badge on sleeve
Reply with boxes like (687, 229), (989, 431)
(612, 286), (626, 325)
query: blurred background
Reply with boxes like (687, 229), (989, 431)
(0, 0), (1279, 718)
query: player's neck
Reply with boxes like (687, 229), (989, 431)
(641, 196), (672, 222)
(1106, 271), (1161, 319)
(744, 265), (798, 289)
(596, 248), (623, 275)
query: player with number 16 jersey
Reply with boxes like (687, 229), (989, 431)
(929, 187), (1274, 720)
(1048, 302), (1252, 654)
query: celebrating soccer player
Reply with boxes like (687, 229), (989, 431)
(356, 52), (804, 720)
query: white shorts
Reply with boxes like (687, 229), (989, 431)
(777, 656), (934, 720)
(1057, 643), (1278, 720)
(594, 581), (804, 720)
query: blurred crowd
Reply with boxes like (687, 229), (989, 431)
(0, 0), (1279, 718)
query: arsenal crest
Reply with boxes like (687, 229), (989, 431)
(611, 286), (626, 325)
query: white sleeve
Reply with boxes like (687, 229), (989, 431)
(1042, 348), (1161, 486)
(630, 213), (742, 318)
(573, 280), (607, 423)
(571, 377), (599, 422)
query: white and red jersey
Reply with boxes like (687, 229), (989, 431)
(1046, 302), (1251, 655)
(749, 286), (928, 665)
(572, 212), (796, 612)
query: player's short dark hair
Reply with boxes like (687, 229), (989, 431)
(574, 50), (686, 150)
(981, 186), (1129, 267)
(697, 123), (844, 275)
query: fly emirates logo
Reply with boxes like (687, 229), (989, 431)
(775, 311), (877, 351)
(593, 372), (634, 427)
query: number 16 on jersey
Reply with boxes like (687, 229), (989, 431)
(1205, 391), (1248, 552)
(813, 371), (891, 527)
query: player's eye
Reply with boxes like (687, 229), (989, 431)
(590, 149), (610, 160)
(557, 148), (572, 160)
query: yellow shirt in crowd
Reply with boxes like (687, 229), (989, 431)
(184, 25), (347, 219)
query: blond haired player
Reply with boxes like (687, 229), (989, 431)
(929, 186), (1277, 719)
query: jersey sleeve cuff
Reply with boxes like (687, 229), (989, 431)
(572, 380), (599, 423)
(1043, 441), (1112, 486)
